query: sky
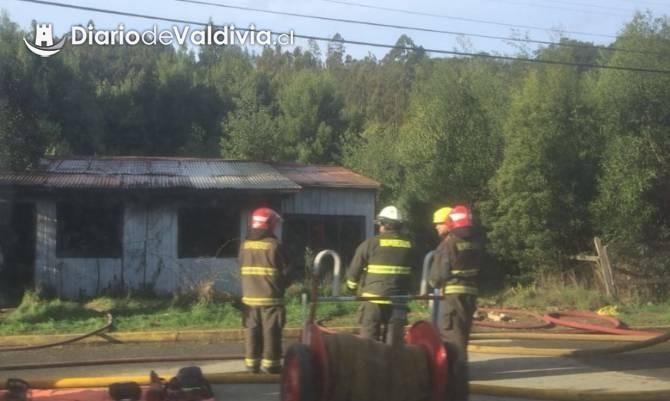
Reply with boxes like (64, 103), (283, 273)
(1, 0), (669, 59)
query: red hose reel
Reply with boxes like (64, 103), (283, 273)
(281, 321), (448, 401)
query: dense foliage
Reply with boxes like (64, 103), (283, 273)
(1, 12), (668, 282)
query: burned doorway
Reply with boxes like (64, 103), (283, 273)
(0, 202), (36, 306)
(282, 214), (365, 278)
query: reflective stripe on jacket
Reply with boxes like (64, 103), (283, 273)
(239, 237), (287, 306)
(346, 232), (419, 303)
(429, 227), (485, 296)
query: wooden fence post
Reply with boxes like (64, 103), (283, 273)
(594, 237), (617, 298)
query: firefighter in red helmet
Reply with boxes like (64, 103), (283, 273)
(239, 207), (291, 374)
(429, 205), (485, 401)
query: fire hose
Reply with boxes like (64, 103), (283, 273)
(543, 310), (663, 336)
(0, 355), (244, 372)
(468, 328), (670, 357)
(0, 313), (113, 352)
(466, 308), (670, 356)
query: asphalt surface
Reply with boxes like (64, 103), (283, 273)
(0, 339), (669, 400)
(1, 384), (556, 401)
(211, 384), (556, 401)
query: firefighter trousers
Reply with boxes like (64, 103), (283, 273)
(358, 301), (408, 345)
(439, 294), (477, 401)
(242, 305), (286, 373)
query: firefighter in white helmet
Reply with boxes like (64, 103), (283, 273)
(346, 206), (420, 344)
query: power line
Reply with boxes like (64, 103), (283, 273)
(532, 0), (646, 13)
(607, 0), (670, 9)
(481, 0), (631, 17)
(15, 0), (670, 75)
(177, 0), (664, 57)
(319, 0), (618, 39)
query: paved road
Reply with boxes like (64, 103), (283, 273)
(1, 339), (668, 400)
(212, 384), (551, 401)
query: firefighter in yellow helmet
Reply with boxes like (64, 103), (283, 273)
(433, 207), (452, 235)
(429, 205), (485, 401)
(346, 206), (419, 344)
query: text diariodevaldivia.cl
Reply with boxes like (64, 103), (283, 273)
(70, 24), (294, 46)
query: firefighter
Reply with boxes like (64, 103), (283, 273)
(239, 207), (290, 374)
(429, 205), (485, 401)
(346, 206), (419, 345)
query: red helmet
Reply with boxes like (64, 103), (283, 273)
(446, 205), (473, 230)
(251, 207), (281, 230)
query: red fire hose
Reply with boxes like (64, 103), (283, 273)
(543, 311), (663, 336)
(474, 307), (664, 338)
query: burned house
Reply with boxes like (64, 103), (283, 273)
(0, 157), (379, 300)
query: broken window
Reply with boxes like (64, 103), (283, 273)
(56, 201), (122, 258)
(178, 206), (240, 258)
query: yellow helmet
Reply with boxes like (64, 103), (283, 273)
(432, 206), (452, 224)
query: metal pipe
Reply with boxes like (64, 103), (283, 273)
(420, 251), (435, 296)
(301, 292), (308, 326)
(307, 249), (342, 324)
(317, 295), (444, 302)
(313, 249), (342, 296)
(420, 250), (442, 324)
(431, 288), (441, 326)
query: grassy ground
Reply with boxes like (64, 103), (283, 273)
(0, 291), (363, 335)
(0, 288), (667, 335)
(481, 283), (670, 327)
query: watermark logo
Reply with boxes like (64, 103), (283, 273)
(72, 24), (292, 47)
(23, 23), (66, 57)
(23, 22), (293, 57)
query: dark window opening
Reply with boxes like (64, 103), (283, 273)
(282, 214), (365, 272)
(56, 201), (122, 258)
(0, 202), (36, 304)
(178, 206), (239, 258)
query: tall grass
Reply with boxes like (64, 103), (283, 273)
(497, 283), (614, 311)
(0, 291), (332, 335)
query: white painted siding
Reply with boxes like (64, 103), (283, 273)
(34, 201), (57, 292)
(122, 203), (148, 291)
(35, 200), (242, 299)
(57, 258), (122, 298)
(33, 188), (376, 298)
(145, 204), (178, 293)
(280, 188), (376, 237)
(176, 257), (240, 296)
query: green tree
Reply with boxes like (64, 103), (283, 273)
(397, 59), (506, 208)
(277, 70), (346, 163)
(482, 58), (600, 271)
(0, 16), (92, 167)
(222, 73), (281, 161)
(342, 122), (403, 202)
(589, 13), (670, 247)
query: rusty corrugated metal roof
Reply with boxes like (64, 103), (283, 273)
(0, 157), (301, 191)
(271, 163), (380, 189)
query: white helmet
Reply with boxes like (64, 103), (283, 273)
(376, 206), (404, 224)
